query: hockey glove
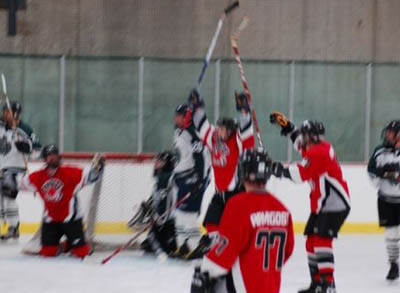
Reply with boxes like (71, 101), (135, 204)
(127, 198), (155, 230)
(270, 111), (295, 136)
(191, 267), (216, 293)
(235, 91), (250, 112)
(15, 140), (31, 154)
(188, 88), (204, 111)
(271, 161), (291, 179)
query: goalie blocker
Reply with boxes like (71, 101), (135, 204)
(18, 144), (105, 258)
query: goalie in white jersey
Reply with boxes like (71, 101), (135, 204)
(0, 101), (41, 240)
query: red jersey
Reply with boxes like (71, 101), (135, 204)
(289, 140), (351, 213)
(193, 109), (254, 192)
(202, 191), (294, 293)
(20, 165), (91, 223)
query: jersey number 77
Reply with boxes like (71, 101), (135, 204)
(255, 229), (287, 271)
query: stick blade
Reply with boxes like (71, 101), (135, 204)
(224, 1), (239, 15)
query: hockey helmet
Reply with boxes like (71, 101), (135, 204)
(175, 103), (188, 116)
(239, 148), (272, 184)
(216, 117), (238, 138)
(382, 120), (400, 147)
(300, 120), (325, 143)
(3, 101), (22, 117)
(154, 151), (177, 174)
(41, 144), (59, 159)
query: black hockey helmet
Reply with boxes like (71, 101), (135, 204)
(216, 117), (238, 138)
(382, 120), (400, 147)
(175, 103), (188, 115)
(154, 150), (177, 173)
(239, 148), (272, 184)
(300, 120), (325, 143)
(3, 101), (22, 117)
(41, 144), (59, 159)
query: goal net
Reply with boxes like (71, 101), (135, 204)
(22, 152), (156, 253)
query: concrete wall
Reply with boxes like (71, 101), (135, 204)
(1, 0), (400, 61)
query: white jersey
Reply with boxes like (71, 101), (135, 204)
(368, 145), (400, 200)
(0, 121), (32, 170)
(173, 125), (210, 181)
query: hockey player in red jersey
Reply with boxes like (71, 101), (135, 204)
(188, 89), (254, 225)
(17, 145), (105, 258)
(270, 112), (350, 293)
(190, 148), (294, 293)
(185, 89), (254, 258)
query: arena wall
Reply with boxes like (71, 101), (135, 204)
(1, 0), (400, 62)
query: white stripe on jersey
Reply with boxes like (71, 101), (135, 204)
(232, 258), (246, 293)
(288, 165), (303, 183)
(201, 255), (228, 278)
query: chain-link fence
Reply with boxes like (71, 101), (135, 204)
(0, 54), (399, 162)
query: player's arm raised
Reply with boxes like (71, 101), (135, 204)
(236, 91), (254, 150)
(187, 89), (214, 149)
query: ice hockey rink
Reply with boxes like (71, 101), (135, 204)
(0, 234), (399, 293)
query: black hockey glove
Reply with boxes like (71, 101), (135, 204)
(235, 91), (250, 112)
(191, 267), (216, 293)
(188, 88), (204, 111)
(270, 111), (295, 136)
(15, 140), (31, 154)
(271, 161), (291, 179)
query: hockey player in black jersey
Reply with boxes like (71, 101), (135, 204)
(0, 101), (41, 240)
(368, 120), (400, 280)
(128, 151), (178, 255)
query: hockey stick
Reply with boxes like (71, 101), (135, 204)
(101, 191), (192, 265)
(230, 17), (264, 148)
(196, 1), (239, 90)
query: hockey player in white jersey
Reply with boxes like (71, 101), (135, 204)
(172, 104), (211, 258)
(368, 120), (400, 280)
(0, 101), (41, 240)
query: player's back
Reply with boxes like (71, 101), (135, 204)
(216, 191), (294, 293)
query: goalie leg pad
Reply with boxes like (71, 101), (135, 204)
(40, 245), (59, 257)
(71, 244), (90, 258)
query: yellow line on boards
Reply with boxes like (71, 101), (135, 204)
(19, 222), (385, 234)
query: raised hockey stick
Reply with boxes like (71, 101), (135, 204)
(101, 191), (192, 265)
(230, 17), (264, 148)
(196, 1), (239, 90)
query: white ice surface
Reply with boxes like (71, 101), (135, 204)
(0, 234), (399, 293)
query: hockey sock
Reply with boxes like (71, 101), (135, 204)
(314, 236), (334, 284)
(305, 236), (320, 282)
(385, 227), (400, 264)
(40, 245), (59, 257)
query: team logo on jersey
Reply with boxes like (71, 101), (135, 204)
(212, 139), (230, 167)
(42, 178), (64, 202)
